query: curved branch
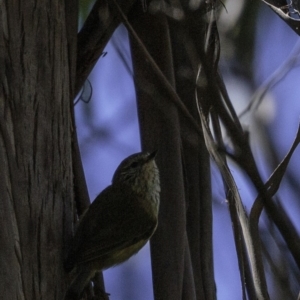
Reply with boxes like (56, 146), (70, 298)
(75, 0), (136, 95)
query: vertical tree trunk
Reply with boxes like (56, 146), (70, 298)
(0, 1), (76, 299)
(128, 4), (215, 299)
(130, 12), (190, 299)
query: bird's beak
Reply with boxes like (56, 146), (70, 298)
(148, 150), (158, 160)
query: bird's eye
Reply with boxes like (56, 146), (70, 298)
(130, 161), (139, 168)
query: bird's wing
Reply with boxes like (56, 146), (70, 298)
(65, 184), (157, 269)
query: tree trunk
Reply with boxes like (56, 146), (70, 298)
(128, 4), (215, 299)
(0, 1), (77, 299)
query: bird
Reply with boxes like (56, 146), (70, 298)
(64, 151), (160, 300)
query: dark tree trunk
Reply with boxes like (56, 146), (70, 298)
(0, 1), (77, 299)
(128, 4), (215, 300)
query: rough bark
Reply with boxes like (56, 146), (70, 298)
(0, 1), (76, 299)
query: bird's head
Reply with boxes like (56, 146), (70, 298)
(112, 151), (160, 197)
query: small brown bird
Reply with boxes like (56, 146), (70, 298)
(64, 151), (160, 300)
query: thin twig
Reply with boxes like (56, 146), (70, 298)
(240, 40), (300, 118)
